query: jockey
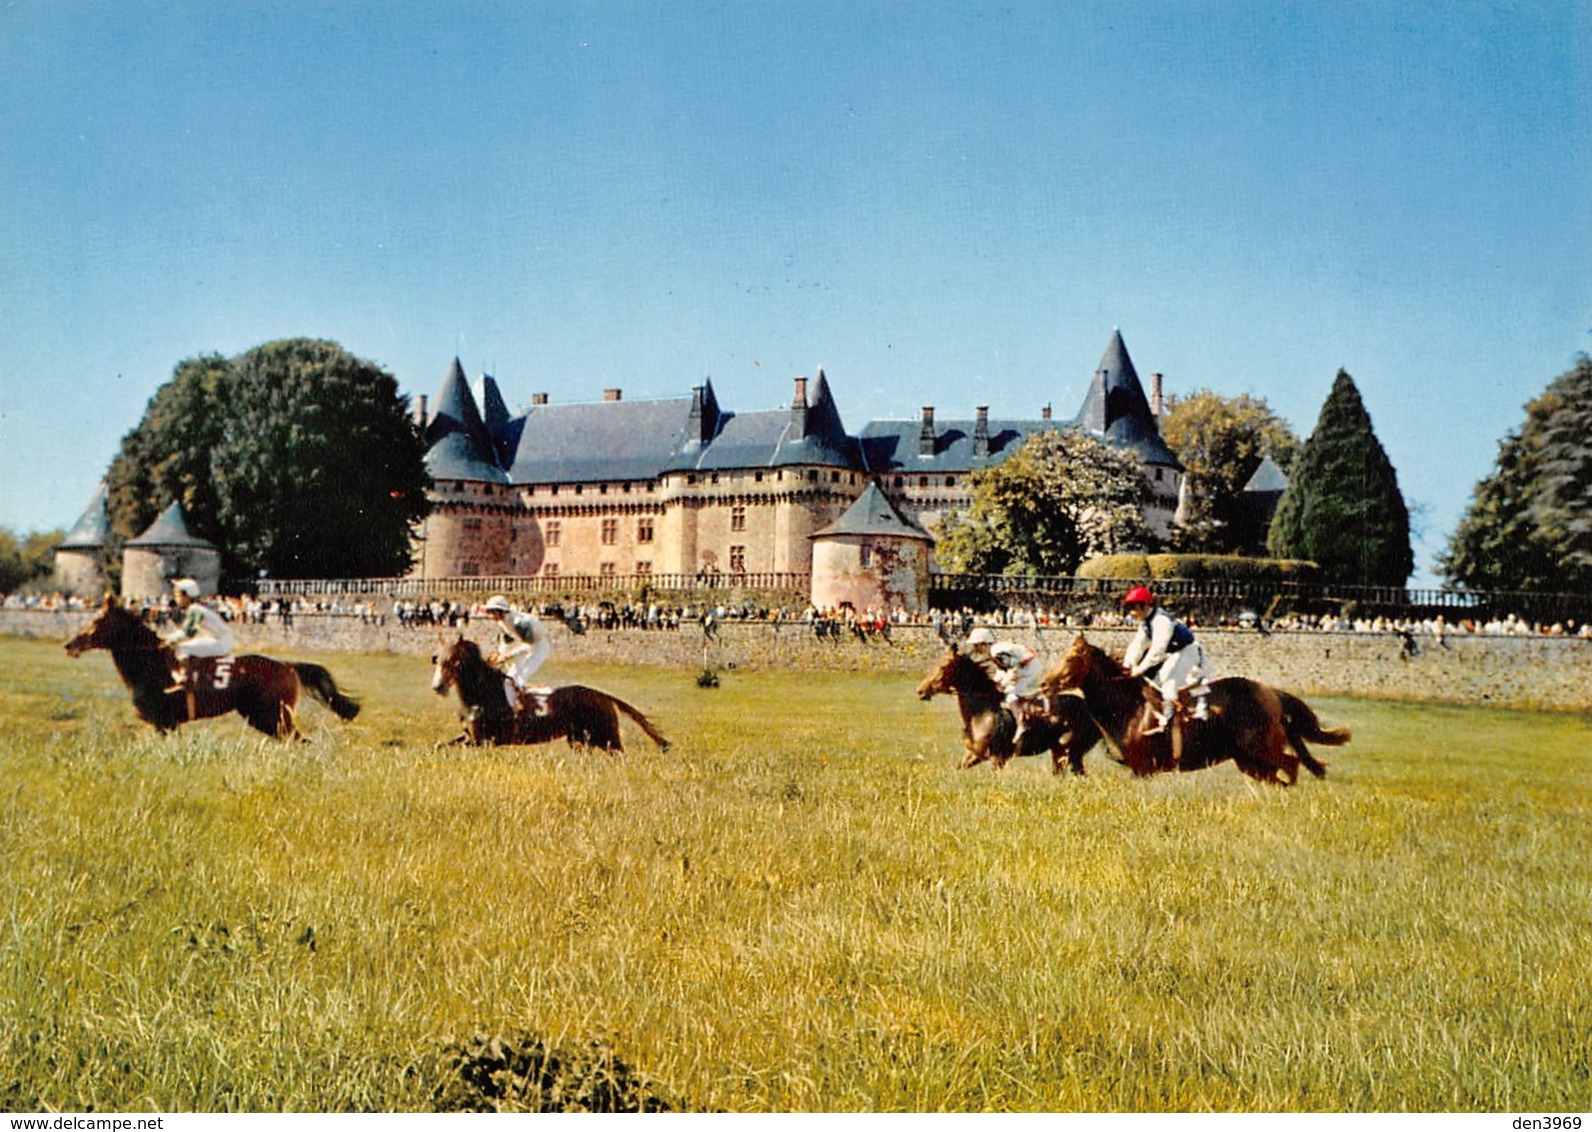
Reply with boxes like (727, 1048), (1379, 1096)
(482, 594), (551, 710)
(966, 626), (1043, 707)
(163, 578), (234, 692)
(1120, 585), (1210, 734)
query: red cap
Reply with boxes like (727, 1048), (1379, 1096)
(1122, 585), (1155, 606)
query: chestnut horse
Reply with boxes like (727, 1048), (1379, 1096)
(63, 597), (360, 740)
(430, 635), (669, 752)
(915, 646), (1097, 773)
(1042, 635), (1349, 784)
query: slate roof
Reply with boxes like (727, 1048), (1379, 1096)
(670, 370), (859, 473)
(59, 482), (111, 551)
(505, 396), (699, 484)
(1071, 329), (1182, 468)
(425, 358), (509, 483)
(859, 417), (1061, 474)
(126, 502), (217, 549)
(420, 333), (1180, 487)
(1242, 454), (1290, 494)
(812, 481), (932, 541)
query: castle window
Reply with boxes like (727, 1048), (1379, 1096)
(687, 474), (698, 485)
(463, 517), (483, 533)
(635, 561), (652, 577)
(894, 476), (903, 488)
(599, 562), (616, 578)
(730, 505), (746, 532)
(830, 471), (840, 483)
(946, 476), (955, 488)
(574, 484), (583, 495)
(919, 476), (929, 488)
(729, 545), (746, 573)
(601, 518), (618, 545)
(755, 471), (764, 483)
(543, 563), (558, 579)
(599, 483), (608, 494)
(545, 521), (561, 548)
(1154, 468), (1164, 482)
(859, 545), (873, 568)
(637, 517), (654, 543)
(711, 473), (720, 485)
(549, 484), (559, 496)
(461, 561), (480, 576)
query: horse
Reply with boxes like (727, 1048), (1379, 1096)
(915, 646), (1097, 774)
(430, 635), (669, 752)
(63, 596), (360, 740)
(1042, 634), (1350, 784)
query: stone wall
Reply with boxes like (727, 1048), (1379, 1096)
(9, 608), (1589, 711)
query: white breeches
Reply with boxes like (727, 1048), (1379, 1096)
(502, 639), (551, 688)
(1153, 643), (1209, 705)
(1004, 662), (1043, 700)
(175, 634), (233, 660)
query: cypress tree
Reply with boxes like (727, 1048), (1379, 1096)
(1267, 369), (1413, 586)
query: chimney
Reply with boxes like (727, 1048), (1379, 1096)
(973, 406), (990, 458)
(531, 392), (549, 406)
(790, 376), (809, 437)
(414, 394), (429, 429)
(603, 388), (622, 402)
(1041, 403), (1052, 421)
(919, 406), (936, 457)
(1150, 373), (1164, 417)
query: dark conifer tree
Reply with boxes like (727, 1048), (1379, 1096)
(1440, 356), (1592, 594)
(1267, 369), (1413, 586)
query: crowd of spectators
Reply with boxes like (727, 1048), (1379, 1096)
(4, 589), (1589, 642)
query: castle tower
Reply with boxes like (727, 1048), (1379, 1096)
(413, 358), (517, 579)
(810, 481), (933, 612)
(1073, 329), (1184, 536)
(121, 502), (221, 600)
(53, 481), (112, 596)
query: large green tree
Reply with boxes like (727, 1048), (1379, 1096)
(105, 339), (431, 587)
(1267, 369), (1413, 586)
(936, 429), (1151, 576)
(1160, 390), (1301, 553)
(1440, 356), (1592, 594)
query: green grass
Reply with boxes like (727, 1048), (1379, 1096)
(2, 637), (1589, 1112)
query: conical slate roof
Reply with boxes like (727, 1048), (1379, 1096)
(1242, 454), (1289, 494)
(126, 502), (217, 549)
(1072, 329), (1181, 468)
(59, 482), (112, 550)
(474, 373), (519, 468)
(812, 481), (932, 541)
(424, 358), (509, 483)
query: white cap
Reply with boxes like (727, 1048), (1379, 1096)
(172, 578), (201, 598)
(966, 627), (995, 646)
(483, 595), (512, 613)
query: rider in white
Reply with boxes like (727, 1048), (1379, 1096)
(481, 595), (551, 710)
(164, 578), (234, 692)
(1120, 585), (1210, 734)
(966, 626), (1043, 705)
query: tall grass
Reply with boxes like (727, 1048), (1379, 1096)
(2, 637), (1588, 1111)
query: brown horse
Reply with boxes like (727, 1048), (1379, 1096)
(430, 635), (669, 752)
(63, 596), (360, 740)
(1043, 635), (1350, 784)
(915, 646), (1097, 773)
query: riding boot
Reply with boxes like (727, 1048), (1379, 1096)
(1170, 714), (1183, 768)
(165, 661), (188, 695)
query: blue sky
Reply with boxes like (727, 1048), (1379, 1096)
(2, 1), (1587, 584)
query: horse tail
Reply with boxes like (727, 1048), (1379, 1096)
(293, 663), (362, 721)
(1278, 690), (1348, 779)
(607, 693), (670, 751)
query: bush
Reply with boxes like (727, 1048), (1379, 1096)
(1082, 553), (1317, 584)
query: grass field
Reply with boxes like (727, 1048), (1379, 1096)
(2, 635), (1589, 1112)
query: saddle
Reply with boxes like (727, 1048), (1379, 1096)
(167, 654), (236, 694)
(507, 682), (553, 717)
